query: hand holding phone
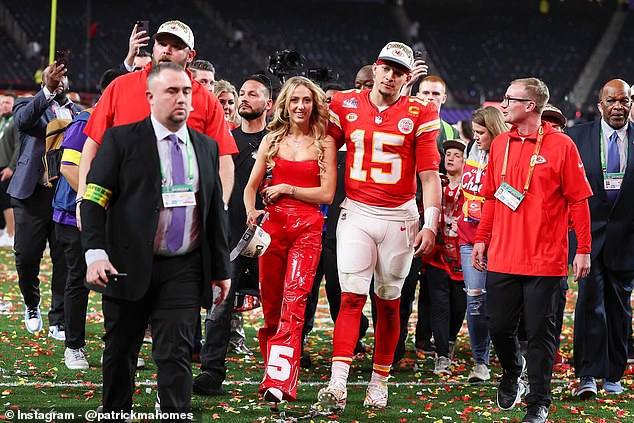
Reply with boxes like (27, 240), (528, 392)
(136, 20), (149, 35)
(55, 49), (69, 67)
(415, 50), (427, 62)
(107, 272), (128, 283)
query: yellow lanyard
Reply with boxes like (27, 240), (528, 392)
(500, 126), (544, 195)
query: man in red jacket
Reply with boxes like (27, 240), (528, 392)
(472, 77), (592, 423)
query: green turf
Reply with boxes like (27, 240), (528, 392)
(0, 247), (631, 422)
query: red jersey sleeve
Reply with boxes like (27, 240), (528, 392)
(412, 98), (440, 172)
(83, 81), (117, 145)
(327, 91), (345, 149)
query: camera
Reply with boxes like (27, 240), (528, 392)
(268, 49), (339, 83)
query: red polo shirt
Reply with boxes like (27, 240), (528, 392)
(474, 121), (592, 277)
(84, 62), (237, 155)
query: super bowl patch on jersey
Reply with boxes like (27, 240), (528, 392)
(343, 98), (359, 108)
(398, 118), (414, 134)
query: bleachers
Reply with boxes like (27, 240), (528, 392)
(404, 0), (616, 108)
(588, 10), (634, 105)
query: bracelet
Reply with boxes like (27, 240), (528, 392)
(75, 197), (83, 204)
(290, 185), (296, 198)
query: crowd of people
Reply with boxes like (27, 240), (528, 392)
(0, 18), (632, 423)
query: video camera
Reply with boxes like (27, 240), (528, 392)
(268, 49), (339, 84)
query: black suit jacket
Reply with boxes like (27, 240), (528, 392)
(81, 117), (230, 308)
(567, 120), (634, 271)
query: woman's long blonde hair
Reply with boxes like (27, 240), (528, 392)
(265, 76), (329, 173)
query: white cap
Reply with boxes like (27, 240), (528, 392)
(377, 41), (414, 71)
(154, 20), (194, 49)
(230, 225), (271, 261)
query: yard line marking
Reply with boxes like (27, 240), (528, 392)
(0, 379), (572, 388)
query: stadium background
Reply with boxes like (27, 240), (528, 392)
(0, 0), (632, 123)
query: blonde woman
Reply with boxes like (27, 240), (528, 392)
(214, 79), (240, 129)
(244, 76), (336, 404)
(458, 106), (509, 383)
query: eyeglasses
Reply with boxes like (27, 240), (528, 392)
(501, 95), (533, 105)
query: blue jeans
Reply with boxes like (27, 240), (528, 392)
(460, 244), (490, 365)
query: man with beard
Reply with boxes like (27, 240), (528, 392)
(569, 79), (634, 399)
(8, 63), (83, 337)
(78, 20), (237, 224)
(193, 73), (273, 396)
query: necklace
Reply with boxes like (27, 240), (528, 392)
(288, 136), (306, 149)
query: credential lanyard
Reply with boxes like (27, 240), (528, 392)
(160, 133), (195, 186)
(599, 128), (627, 173)
(500, 126), (544, 195)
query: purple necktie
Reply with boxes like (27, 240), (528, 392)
(166, 134), (186, 253)
(606, 131), (619, 205)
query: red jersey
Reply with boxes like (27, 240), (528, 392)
(84, 62), (237, 156)
(328, 89), (440, 207)
(474, 122), (592, 276)
(423, 183), (464, 280)
(457, 147), (488, 246)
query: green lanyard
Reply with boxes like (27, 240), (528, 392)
(160, 132), (195, 186)
(600, 128), (627, 173)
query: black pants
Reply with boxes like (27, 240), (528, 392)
(574, 257), (634, 381)
(486, 272), (560, 407)
(55, 223), (89, 349)
(198, 255), (257, 381)
(426, 264), (466, 358)
(102, 251), (202, 421)
(12, 185), (66, 326)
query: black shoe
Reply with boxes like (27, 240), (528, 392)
(415, 339), (436, 355)
(300, 351), (312, 369)
(192, 371), (225, 396)
(522, 404), (548, 423)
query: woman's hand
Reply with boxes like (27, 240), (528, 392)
(262, 183), (292, 204)
(246, 209), (265, 228)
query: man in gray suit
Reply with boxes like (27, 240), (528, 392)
(7, 63), (82, 339)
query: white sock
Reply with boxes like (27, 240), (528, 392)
(370, 371), (389, 385)
(331, 361), (350, 384)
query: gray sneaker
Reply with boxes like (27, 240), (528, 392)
(433, 356), (452, 376)
(64, 347), (89, 370)
(467, 363), (491, 383)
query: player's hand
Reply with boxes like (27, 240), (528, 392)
(212, 279), (231, 305)
(413, 228), (435, 257)
(572, 253), (590, 281)
(472, 242), (487, 271)
(401, 59), (428, 96)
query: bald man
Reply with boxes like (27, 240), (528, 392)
(567, 79), (634, 398)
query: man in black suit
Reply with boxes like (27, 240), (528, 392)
(81, 62), (230, 418)
(568, 79), (634, 398)
(8, 63), (82, 338)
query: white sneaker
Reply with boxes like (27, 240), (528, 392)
(64, 347), (89, 370)
(48, 325), (66, 341)
(363, 380), (388, 408)
(433, 356), (452, 376)
(468, 363), (491, 383)
(24, 305), (42, 333)
(317, 378), (347, 411)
